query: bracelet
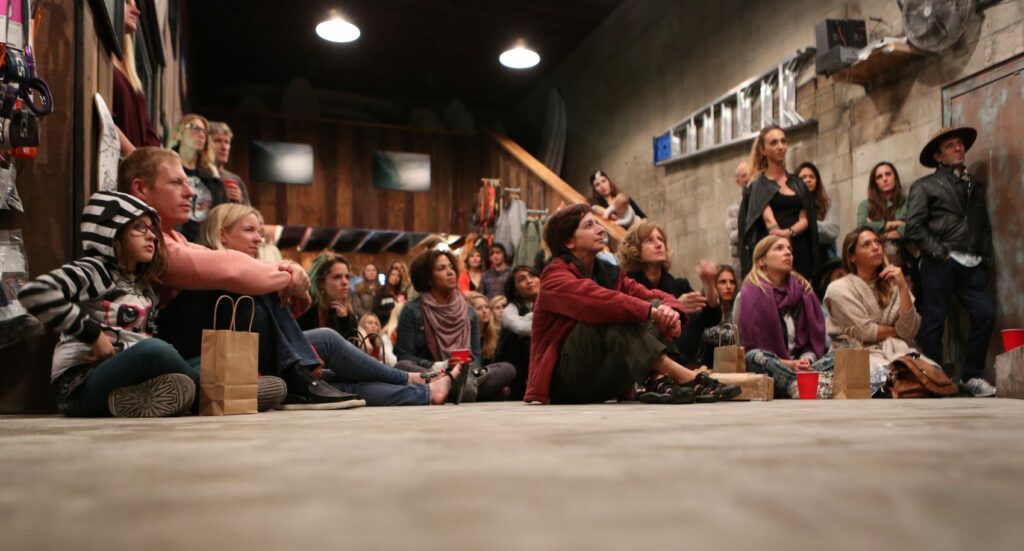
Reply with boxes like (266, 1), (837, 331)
(788, 228), (796, 237)
(767, 224), (779, 231)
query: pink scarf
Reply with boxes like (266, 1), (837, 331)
(420, 291), (472, 361)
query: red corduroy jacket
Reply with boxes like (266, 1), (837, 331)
(525, 257), (687, 404)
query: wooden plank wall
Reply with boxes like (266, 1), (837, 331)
(209, 112), (560, 234)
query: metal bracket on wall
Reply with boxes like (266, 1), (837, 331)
(652, 48), (817, 166)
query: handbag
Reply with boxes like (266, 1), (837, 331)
(885, 353), (958, 398)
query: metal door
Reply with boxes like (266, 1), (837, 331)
(943, 54), (1024, 369)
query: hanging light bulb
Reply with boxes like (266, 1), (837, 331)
(316, 11), (360, 43)
(499, 44), (540, 69)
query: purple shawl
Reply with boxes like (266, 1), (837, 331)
(738, 277), (825, 360)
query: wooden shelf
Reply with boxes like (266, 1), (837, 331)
(832, 43), (926, 86)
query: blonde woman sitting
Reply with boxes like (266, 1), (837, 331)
(735, 235), (833, 398)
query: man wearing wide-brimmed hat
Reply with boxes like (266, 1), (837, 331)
(905, 126), (996, 397)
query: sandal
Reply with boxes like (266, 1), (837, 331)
(446, 362), (470, 405)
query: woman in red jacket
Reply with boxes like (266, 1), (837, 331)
(526, 205), (740, 405)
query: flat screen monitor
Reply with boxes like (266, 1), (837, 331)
(372, 151), (431, 192)
(250, 140), (314, 184)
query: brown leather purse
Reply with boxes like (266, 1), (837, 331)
(885, 354), (959, 398)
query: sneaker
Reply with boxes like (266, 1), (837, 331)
(681, 372), (742, 403)
(962, 377), (996, 397)
(257, 375), (288, 412)
(108, 373), (196, 417)
(278, 368), (366, 410)
(637, 375), (696, 404)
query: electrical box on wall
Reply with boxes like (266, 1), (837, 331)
(814, 19), (868, 75)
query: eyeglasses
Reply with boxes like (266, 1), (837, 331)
(184, 122), (207, 135)
(128, 222), (159, 238)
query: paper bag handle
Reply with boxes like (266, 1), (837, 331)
(717, 322), (741, 347)
(212, 295), (257, 332)
(839, 327), (862, 349)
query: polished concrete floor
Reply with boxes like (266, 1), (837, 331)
(1, 398), (1022, 551)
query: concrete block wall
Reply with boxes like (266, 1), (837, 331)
(516, 0), (1023, 281)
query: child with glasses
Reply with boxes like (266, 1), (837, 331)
(18, 191), (199, 417)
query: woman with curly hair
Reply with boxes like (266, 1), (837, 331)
(617, 220), (721, 367)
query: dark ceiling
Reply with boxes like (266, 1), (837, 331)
(186, 0), (622, 115)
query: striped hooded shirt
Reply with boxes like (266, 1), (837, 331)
(18, 191), (162, 382)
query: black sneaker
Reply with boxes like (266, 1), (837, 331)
(278, 368), (366, 410)
(637, 375), (696, 404)
(681, 372), (742, 402)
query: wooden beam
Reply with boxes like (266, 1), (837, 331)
(484, 130), (627, 243)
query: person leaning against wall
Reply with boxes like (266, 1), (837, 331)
(738, 125), (820, 281)
(904, 126), (996, 398)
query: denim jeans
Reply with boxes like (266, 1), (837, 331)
(61, 339), (199, 417)
(917, 257), (995, 380)
(745, 349), (835, 398)
(305, 328), (428, 406)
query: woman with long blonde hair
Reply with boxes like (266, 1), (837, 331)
(738, 125), (820, 280)
(468, 293), (499, 363)
(735, 234), (833, 398)
(167, 113), (227, 242)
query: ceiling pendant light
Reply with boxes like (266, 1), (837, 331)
(316, 11), (360, 43)
(499, 44), (540, 69)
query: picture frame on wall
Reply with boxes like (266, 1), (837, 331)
(88, 0), (124, 59)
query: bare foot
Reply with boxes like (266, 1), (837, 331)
(428, 364), (460, 405)
(408, 372), (426, 385)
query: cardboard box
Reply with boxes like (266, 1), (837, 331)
(708, 372), (774, 401)
(994, 347), (1024, 399)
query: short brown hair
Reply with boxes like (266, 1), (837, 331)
(543, 203), (591, 256)
(118, 147), (181, 193)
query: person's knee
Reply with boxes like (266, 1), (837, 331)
(970, 297), (996, 327)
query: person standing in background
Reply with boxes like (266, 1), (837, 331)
(726, 161), (749, 273)
(209, 122), (251, 205)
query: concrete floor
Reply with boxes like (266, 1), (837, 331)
(1, 399), (1022, 551)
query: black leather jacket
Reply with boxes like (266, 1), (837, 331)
(905, 165), (991, 261)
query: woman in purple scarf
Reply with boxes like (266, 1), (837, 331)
(735, 235), (834, 398)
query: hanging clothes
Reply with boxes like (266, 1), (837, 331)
(494, 199), (526, 258)
(514, 218), (543, 268)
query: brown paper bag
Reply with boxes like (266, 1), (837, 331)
(832, 347), (871, 400)
(199, 296), (259, 415)
(711, 323), (745, 373)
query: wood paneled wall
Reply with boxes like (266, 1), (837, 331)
(208, 111), (560, 234)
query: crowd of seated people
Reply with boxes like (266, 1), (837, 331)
(21, 30), (1002, 417)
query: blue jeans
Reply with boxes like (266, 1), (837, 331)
(745, 349), (835, 397)
(305, 328), (429, 406)
(255, 295), (322, 376)
(917, 257), (995, 380)
(62, 339), (199, 417)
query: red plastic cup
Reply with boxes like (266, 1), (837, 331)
(1002, 329), (1024, 353)
(224, 180), (240, 202)
(796, 371), (820, 400)
(451, 349), (471, 364)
